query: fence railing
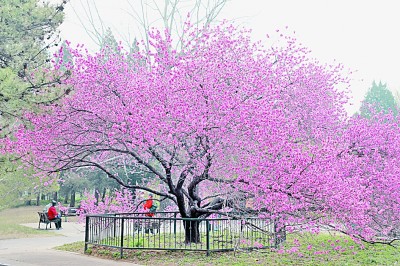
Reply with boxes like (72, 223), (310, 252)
(84, 212), (286, 257)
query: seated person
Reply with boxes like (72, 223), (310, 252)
(47, 200), (62, 230)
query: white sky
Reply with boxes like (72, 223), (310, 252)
(57, 0), (400, 114)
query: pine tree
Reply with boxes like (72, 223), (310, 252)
(360, 81), (398, 117)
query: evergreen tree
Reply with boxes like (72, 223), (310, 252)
(0, 0), (67, 134)
(0, 0), (66, 209)
(360, 81), (398, 117)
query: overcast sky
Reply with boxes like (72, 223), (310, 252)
(58, 0), (400, 114)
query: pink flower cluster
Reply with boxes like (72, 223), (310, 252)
(3, 22), (399, 245)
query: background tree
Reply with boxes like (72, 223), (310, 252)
(0, 153), (59, 209)
(359, 81), (398, 117)
(58, 170), (91, 207)
(58, 159), (153, 207)
(0, 0), (67, 126)
(0, 0), (67, 209)
(72, 0), (227, 53)
(100, 28), (119, 54)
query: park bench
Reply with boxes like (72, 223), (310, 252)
(145, 221), (161, 234)
(133, 219), (161, 234)
(37, 212), (56, 230)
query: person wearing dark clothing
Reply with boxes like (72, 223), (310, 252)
(47, 200), (62, 229)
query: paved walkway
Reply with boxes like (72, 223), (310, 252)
(0, 221), (139, 266)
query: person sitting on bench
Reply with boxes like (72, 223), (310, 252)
(47, 200), (62, 230)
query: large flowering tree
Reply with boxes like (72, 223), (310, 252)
(4, 23), (399, 244)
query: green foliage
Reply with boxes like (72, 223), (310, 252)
(0, 0), (66, 207)
(0, 0), (64, 71)
(58, 170), (91, 198)
(0, 154), (59, 210)
(112, 251), (121, 258)
(0, 68), (26, 134)
(0, 0), (67, 126)
(0, 155), (33, 209)
(100, 28), (119, 54)
(56, 40), (74, 72)
(58, 162), (154, 205)
(360, 81), (398, 117)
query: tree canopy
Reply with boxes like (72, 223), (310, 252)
(0, 0), (66, 209)
(0, 0), (68, 129)
(360, 81), (398, 117)
(3, 23), (400, 244)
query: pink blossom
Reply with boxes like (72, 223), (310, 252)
(3, 21), (399, 246)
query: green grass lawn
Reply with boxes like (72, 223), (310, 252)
(0, 206), (56, 239)
(56, 231), (400, 265)
(93, 230), (272, 251)
(3, 205), (398, 265)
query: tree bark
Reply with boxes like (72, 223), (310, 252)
(94, 188), (100, 205)
(101, 187), (107, 202)
(70, 189), (76, 207)
(64, 190), (69, 204)
(36, 193), (40, 206)
(184, 220), (201, 244)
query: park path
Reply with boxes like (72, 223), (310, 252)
(0, 221), (139, 266)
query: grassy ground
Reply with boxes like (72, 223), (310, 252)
(3, 206), (398, 265)
(95, 231), (271, 250)
(56, 232), (400, 265)
(0, 206), (57, 239)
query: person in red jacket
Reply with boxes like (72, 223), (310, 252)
(143, 194), (155, 217)
(47, 200), (62, 229)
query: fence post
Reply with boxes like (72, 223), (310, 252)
(273, 219), (277, 248)
(113, 213), (117, 238)
(173, 212), (177, 235)
(120, 218), (124, 259)
(206, 219), (210, 256)
(84, 215), (89, 253)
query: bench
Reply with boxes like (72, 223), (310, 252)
(38, 212), (56, 230)
(133, 220), (161, 234)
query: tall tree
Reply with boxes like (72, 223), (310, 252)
(3, 23), (362, 243)
(0, 0), (67, 209)
(5, 22), (400, 246)
(0, 0), (69, 132)
(0, 0), (67, 104)
(360, 81), (398, 117)
(72, 0), (227, 53)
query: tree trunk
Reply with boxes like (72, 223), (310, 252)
(94, 188), (100, 205)
(184, 220), (201, 244)
(64, 190), (69, 204)
(53, 191), (58, 201)
(36, 193), (40, 206)
(101, 187), (107, 202)
(70, 189), (76, 207)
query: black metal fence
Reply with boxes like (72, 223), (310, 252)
(84, 212), (286, 257)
